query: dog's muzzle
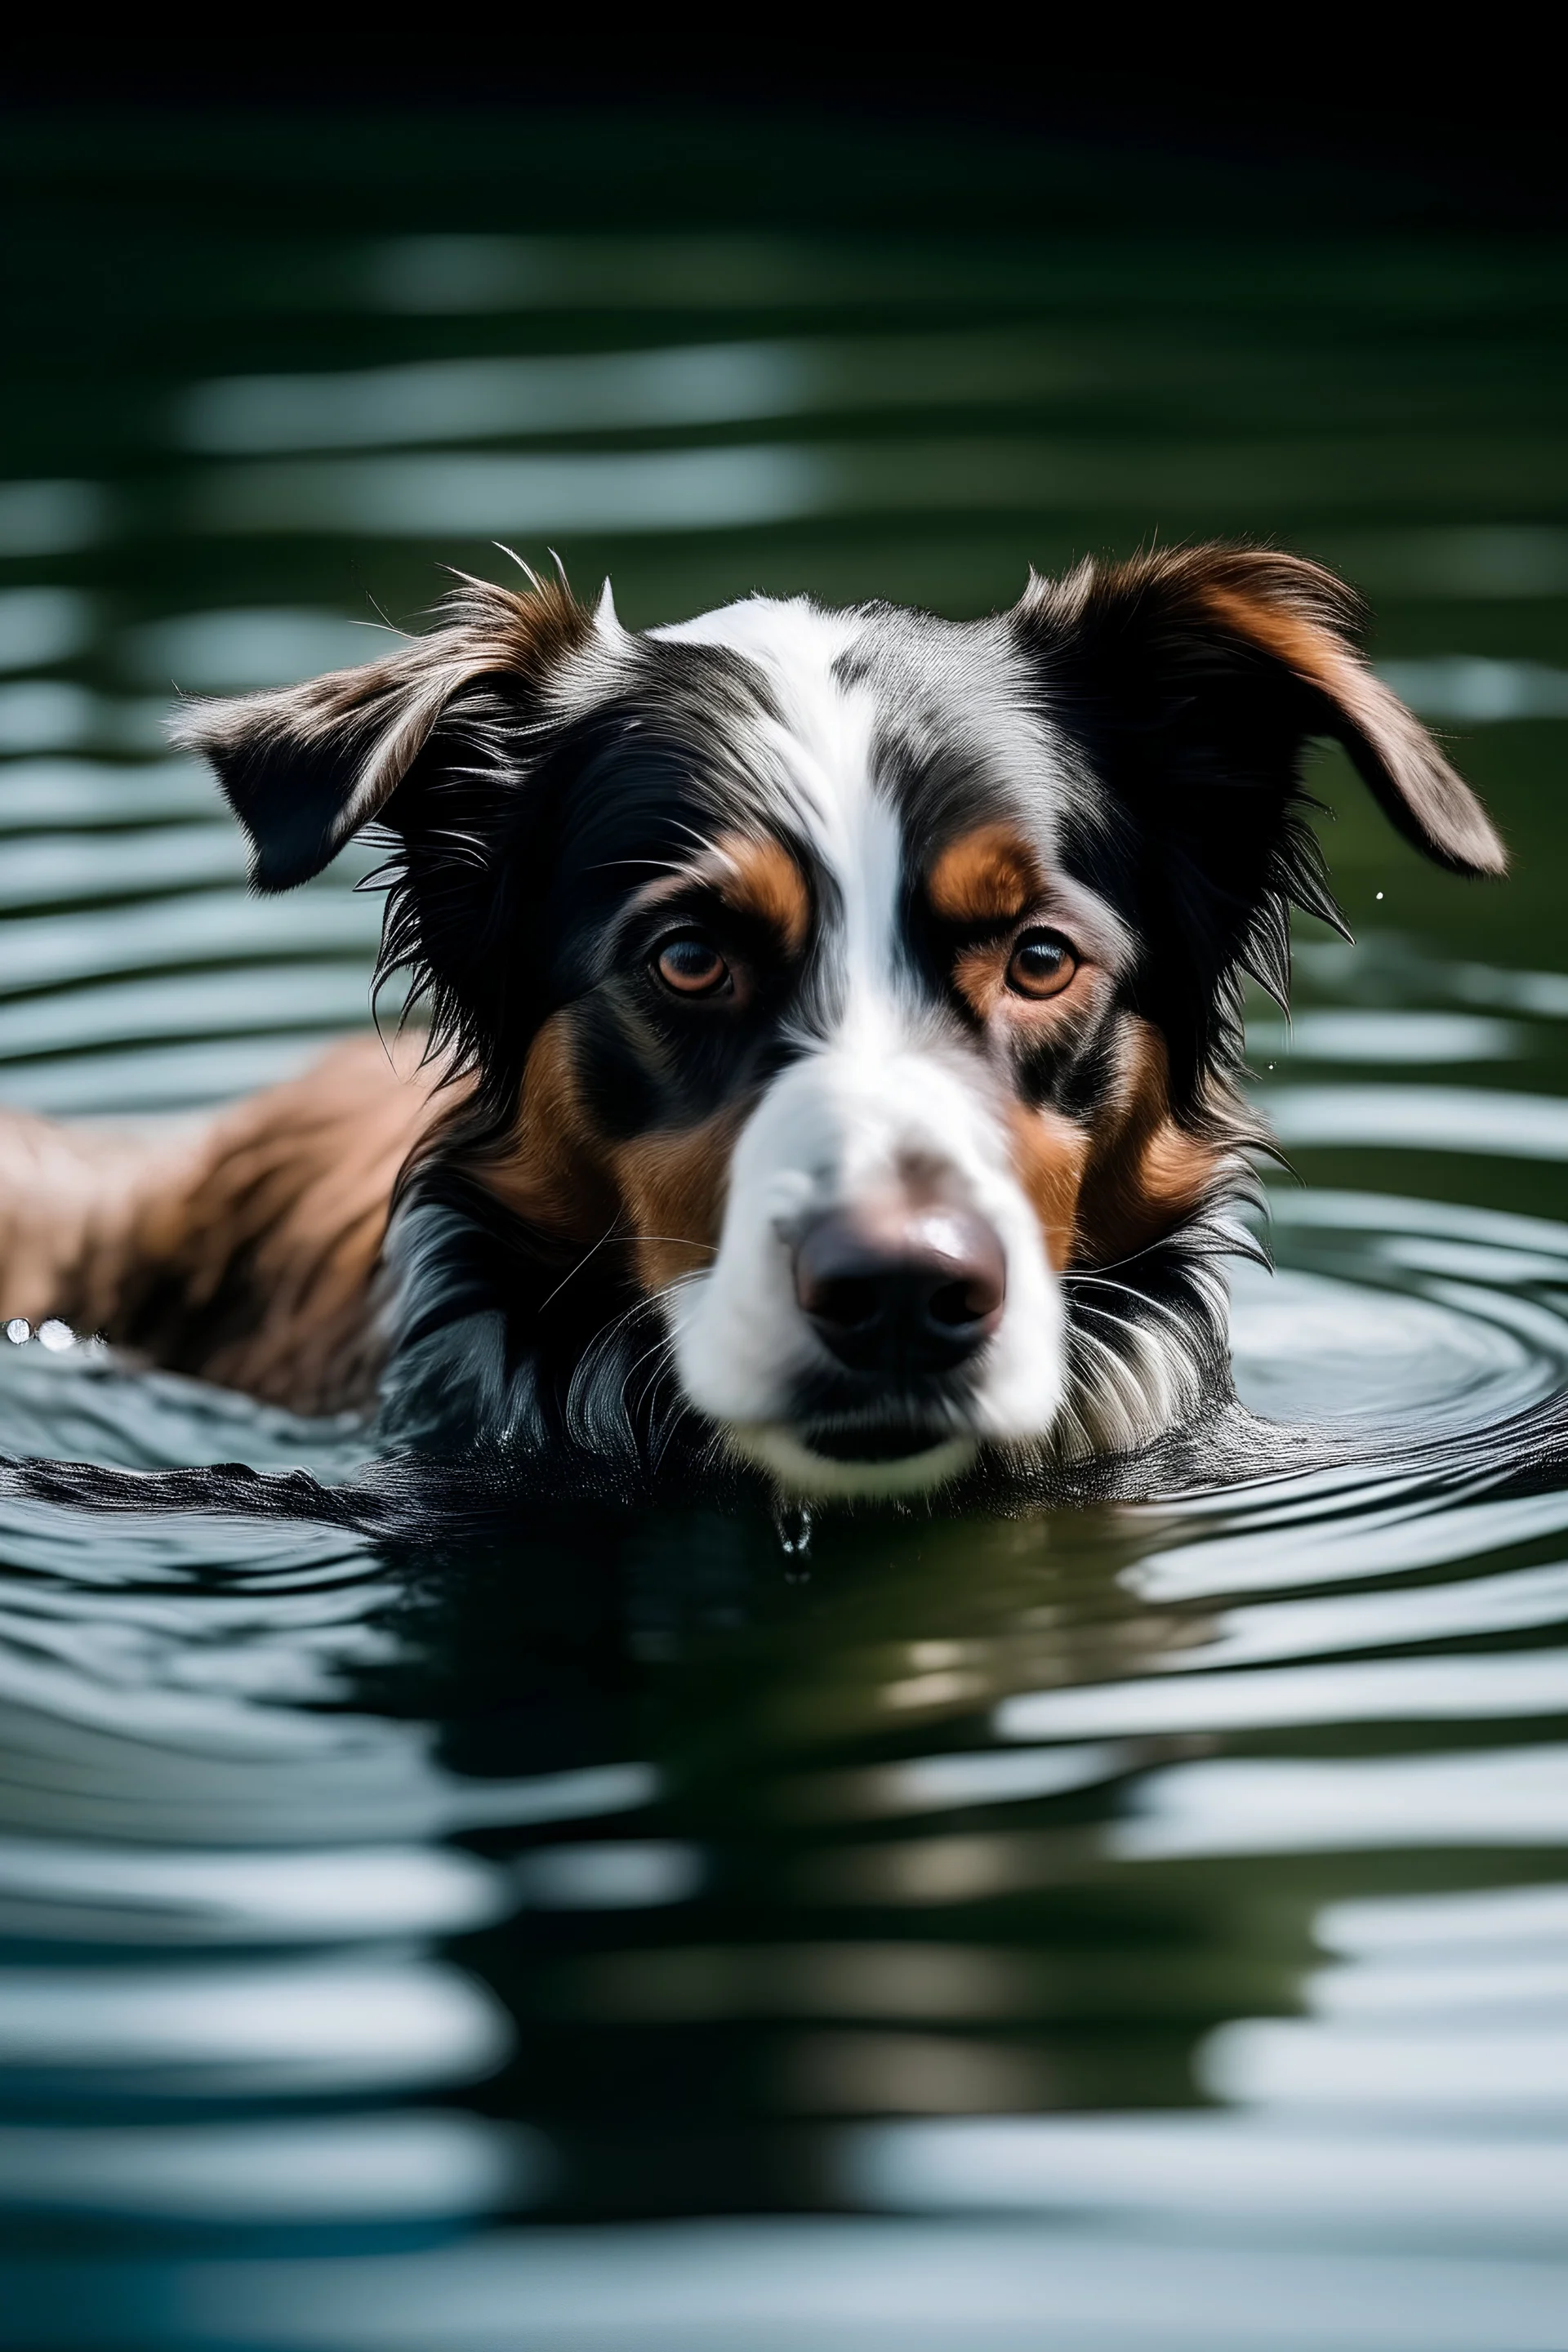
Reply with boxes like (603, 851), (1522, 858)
(666, 1043), (1064, 1494)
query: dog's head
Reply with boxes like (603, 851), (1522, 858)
(180, 551), (1503, 1494)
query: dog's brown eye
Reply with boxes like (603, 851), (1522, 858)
(1006, 929), (1076, 1000)
(654, 935), (731, 996)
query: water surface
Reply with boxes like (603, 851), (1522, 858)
(2, 118), (1567, 2350)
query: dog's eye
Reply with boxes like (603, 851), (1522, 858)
(1005, 929), (1077, 1000)
(654, 933), (732, 997)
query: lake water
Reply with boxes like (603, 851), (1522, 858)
(2, 115), (1568, 2350)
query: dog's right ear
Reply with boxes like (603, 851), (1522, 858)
(172, 578), (592, 892)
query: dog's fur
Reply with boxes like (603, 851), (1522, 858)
(0, 549), (1504, 1503)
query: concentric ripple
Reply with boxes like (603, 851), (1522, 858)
(2, 124), (1568, 2350)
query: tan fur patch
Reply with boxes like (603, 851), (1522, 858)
(1008, 1105), (1093, 1272)
(468, 1014), (618, 1247)
(1188, 578), (1513, 873)
(607, 1115), (741, 1294)
(1193, 577), (1392, 755)
(470, 1010), (733, 1295)
(952, 940), (1013, 1022)
(928, 824), (1042, 924)
(715, 832), (811, 953)
(1007, 1019), (1230, 1275)
(1071, 1019), (1229, 1267)
(1195, 580), (1339, 684)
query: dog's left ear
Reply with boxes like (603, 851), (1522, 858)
(1018, 546), (1506, 880)
(172, 577), (592, 892)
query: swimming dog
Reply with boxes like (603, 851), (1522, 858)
(0, 549), (1504, 1503)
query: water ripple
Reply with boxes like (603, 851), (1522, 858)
(3, 166), (1568, 2336)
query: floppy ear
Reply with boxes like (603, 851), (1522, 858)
(1014, 547), (1505, 1105)
(1021, 546), (1505, 880)
(171, 577), (592, 891)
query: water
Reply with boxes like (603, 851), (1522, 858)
(2, 116), (1568, 2348)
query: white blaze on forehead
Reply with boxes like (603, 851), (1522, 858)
(652, 592), (859, 669)
(653, 595), (906, 1036)
(651, 595), (1070, 1489)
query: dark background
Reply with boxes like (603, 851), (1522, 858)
(3, 40), (1564, 234)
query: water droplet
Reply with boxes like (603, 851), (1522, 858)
(774, 1503), (813, 1570)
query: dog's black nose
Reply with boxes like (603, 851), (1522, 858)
(793, 1205), (1006, 1376)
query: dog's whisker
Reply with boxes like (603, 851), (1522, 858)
(535, 1218), (626, 1316)
(1068, 1274), (1206, 1340)
(539, 1236), (717, 1321)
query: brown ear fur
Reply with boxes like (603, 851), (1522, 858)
(172, 575), (591, 893)
(1029, 547), (1506, 878)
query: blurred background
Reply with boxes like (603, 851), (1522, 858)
(2, 86), (1567, 2352)
(2, 91), (1568, 1116)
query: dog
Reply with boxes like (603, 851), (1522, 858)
(0, 547), (1503, 1506)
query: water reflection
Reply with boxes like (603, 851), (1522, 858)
(2, 118), (1568, 2348)
(196, 444), (830, 539)
(0, 589), (92, 671)
(1379, 654), (1568, 720)
(1267, 1084), (1568, 1156)
(0, 1953), (508, 2092)
(0, 479), (106, 557)
(1117, 1747), (1568, 1856)
(848, 2103), (1568, 2245)
(1245, 1011), (1520, 1062)
(124, 611), (378, 692)
(180, 341), (833, 449)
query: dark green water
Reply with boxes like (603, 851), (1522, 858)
(2, 114), (1568, 2349)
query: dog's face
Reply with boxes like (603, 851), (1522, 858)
(184, 552), (1503, 1494)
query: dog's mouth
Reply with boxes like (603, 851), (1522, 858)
(727, 1411), (978, 1498)
(796, 1419), (950, 1462)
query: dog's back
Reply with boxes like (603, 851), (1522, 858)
(0, 1036), (434, 1414)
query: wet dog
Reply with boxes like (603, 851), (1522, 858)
(0, 548), (1504, 1503)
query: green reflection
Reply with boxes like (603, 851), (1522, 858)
(0, 108), (1566, 2331)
